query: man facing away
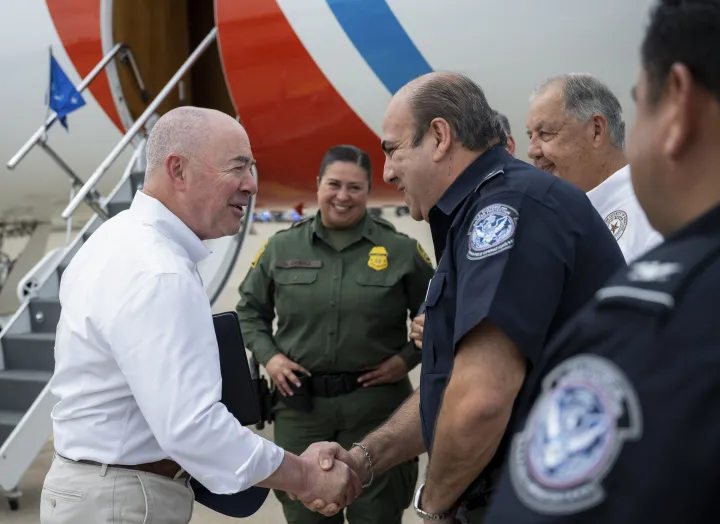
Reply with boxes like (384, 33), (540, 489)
(41, 106), (360, 524)
(526, 73), (663, 262)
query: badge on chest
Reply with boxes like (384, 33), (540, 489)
(368, 246), (389, 271)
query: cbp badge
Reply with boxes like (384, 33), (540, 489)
(509, 354), (643, 516)
(368, 246), (388, 271)
(250, 240), (268, 269)
(467, 204), (518, 261)
(604, 210), (628, 241)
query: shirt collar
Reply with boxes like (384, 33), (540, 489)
(312, 211), (377, 245)
(130, 191), (211, 264)
(434, 145), (510, 216)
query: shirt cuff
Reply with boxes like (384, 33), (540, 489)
(253, 346), (281, 367)
(233, 435), (286, 492)
(399, 341), (421, 370)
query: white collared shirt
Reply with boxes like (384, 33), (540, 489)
(586, 164), (663, 263)
(50, 191), (284, 494)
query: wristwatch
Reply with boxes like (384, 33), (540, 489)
(413, 484), (452, 521)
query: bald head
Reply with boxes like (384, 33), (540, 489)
(140, 105), (257, 240)
(145, 106), (245, 177)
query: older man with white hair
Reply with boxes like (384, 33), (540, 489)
(41, 106), (361, 524)
(526, 73), (663, 262)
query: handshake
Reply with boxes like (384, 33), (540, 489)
(287, 442), (370, 517)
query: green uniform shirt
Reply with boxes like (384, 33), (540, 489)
(236, 211), (435, 373)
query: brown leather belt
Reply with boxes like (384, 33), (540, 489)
(58, 453), (189, 480)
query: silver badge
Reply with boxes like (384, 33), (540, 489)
(509, 354), (642, 515)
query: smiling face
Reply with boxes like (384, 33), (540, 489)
(381, 96), (439, 221)
(180, 117), (257, 240)
(317, 161), (369, 229)
(526, 82), (598, 192)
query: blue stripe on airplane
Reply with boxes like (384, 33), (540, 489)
(325, 0), (433, 94)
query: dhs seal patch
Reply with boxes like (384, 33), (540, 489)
(509, 354), (642, 515)
(604, 210), (628, 241)
(467, 204), (518, 261)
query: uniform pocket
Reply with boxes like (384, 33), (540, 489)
(275, 269), (318, 285)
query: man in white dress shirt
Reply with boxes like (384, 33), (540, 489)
(526, 73), (663, 262)
(41, 106), (361, 524)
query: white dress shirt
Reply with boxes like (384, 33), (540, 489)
(586, 164), (663, 263)
(50, 190), (284, 494)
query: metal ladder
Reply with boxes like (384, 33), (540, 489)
(0, 27), (245, 512)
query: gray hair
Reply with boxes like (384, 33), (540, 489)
(409, 73), (505, 152)
(145, 106), (214, 175)
(532, 73), (626, 149)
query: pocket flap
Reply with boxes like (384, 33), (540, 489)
(275, 270), (318, 285)
(425, 272), (446, 308)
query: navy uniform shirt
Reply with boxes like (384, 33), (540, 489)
(420, 145), (626, 502)
(483, 204), (720, 523)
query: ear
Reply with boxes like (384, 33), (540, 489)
(429, 118), (453, 161)
(664, 63), (696, 159)
(590, 114), (609, 147)
(164, 153), (186, 190)
(505, 135), (516, 156)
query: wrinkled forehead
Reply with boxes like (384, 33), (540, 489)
(381, 95), (416, 144)
(206, 123), (253, 167)
(526, 85), (568, 130)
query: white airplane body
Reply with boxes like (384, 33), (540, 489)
(0, 0), (654, 223)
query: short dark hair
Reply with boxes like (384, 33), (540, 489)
(642, 0), (720, 105)
(409, 73), (506, 151)
(493, 110), (512, 137)
(318, 145), (373, 189)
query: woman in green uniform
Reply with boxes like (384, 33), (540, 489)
(236, 144), (435, 524)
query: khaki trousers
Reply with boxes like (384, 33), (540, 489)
(40, 453), (194, 524)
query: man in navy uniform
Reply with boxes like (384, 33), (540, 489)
(482, 0), (720, 522)
(303, 71), (626, 523)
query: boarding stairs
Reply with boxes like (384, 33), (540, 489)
(0, 28), (255, 511)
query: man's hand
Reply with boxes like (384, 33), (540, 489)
(288, 442), (363, 516)
(357, 355), (408, 386)
(265, 354), (311, 396)
(410, 314), (425, 349)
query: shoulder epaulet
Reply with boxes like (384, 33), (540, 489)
(290, 216), (313, 229)
(370, 214), (397, 232)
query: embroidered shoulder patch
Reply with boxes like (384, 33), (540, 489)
(251, 240), (268, 269)
(604, 210), (628, 241)
(467, 203), (518, 261)
(416, 242), (433, 267)
(509, 354), (643, 516)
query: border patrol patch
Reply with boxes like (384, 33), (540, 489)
(368, 246), (388, 271)
(416, 242), (433, 267)
(509, 354), (642, 516)
(604, 210), (628, 241)
(250, 240), (268, 269)
(467, 204), (518, 261)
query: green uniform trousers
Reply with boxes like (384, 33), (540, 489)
(272, 377), (418, 524)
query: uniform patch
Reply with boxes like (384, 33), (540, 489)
(604, 210), (628, 241)
(416, 242), (433, 267)
(509, 354), (642, 516)
(467, 204), (518, 261)
(627, 261), (682, 283)
(368, 246), (388, 271)
(250, 240), (268, 269)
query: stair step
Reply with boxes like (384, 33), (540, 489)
(107, 201), (131, 217)
(0, 409), (24, 446)
(29, 299), (62, 333)
(0, 370), (52, 411)
(2, 332), (56, 372)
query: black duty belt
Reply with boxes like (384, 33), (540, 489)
(309, 371), (364, 397)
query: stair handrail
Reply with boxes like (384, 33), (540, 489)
(7, 43), (125, 170)
(61, 27), (218, 220)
